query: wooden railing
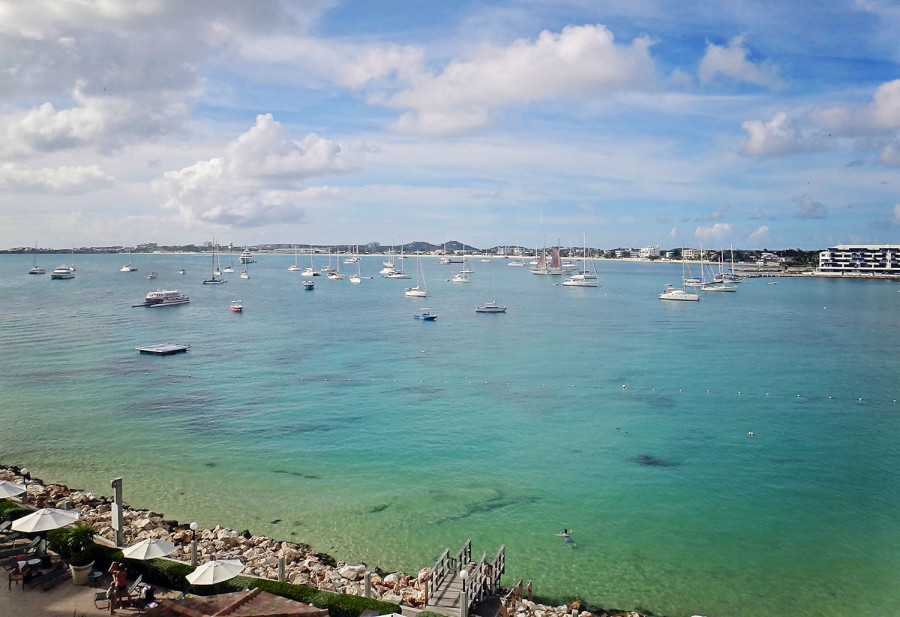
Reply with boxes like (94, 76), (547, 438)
(500, 578), (532, 617)
(425, 540), (506, 613)
(424, 539), (471, 606)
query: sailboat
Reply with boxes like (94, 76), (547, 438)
(301, 246), (320, 276)
(701, 247), (737, 292)
(240, 259), (250, 279)
(120, 249), (137, 272)
(562, 236), (599, 287)
(507, 244), (526, 266)
(383, 246), (410, 278)
(223, 248), (235, 273)
(530, 247), (550, 275)
(327, 252), (344, 280)
(404, 256), (428, 297)
(349, 248), (362, 284)
(548, 247), (564, 275)
(288, 245), (302, 272)
(451, 255), (472, 282)
(203, 241), (226, 284)
(28, 243), (45, 274)
(660, 249), (699, 301)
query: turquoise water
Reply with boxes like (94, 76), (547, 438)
(2, 254), (899, 617)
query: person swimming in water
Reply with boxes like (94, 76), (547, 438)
(556, 528), (570, 537)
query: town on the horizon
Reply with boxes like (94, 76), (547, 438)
(7, 242), (900, 275)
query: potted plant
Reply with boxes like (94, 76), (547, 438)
(48, 522), (97, 585)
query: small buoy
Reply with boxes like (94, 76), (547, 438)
(738, 391), (742, 395)
(679, 388), (682, 392)
(858, 397), (863, 401)
(828, 395), (832, 399)
(797, 394), (801, 397)
(766, 392), (769, 396)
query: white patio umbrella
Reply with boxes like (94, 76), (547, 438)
(0, 481), (26, 499)
(11, 508), (79, 533)
(185, 559), (244, 585)
(121, 538), (176, 560)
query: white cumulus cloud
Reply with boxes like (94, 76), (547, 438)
(694, 222), (733, 243)
(792, 194), (828, 219)
(153, 114), (364, 227)
(698, 35), (786, 90)
(0, 163), (114, 193)
(741, 111), (807, 156)
(748, 225), (770, 245)
(385, 24), (658, 136)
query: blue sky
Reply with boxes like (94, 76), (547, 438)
(1, 0), (898, 250)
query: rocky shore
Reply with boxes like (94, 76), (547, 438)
(1, 466), (647, 617)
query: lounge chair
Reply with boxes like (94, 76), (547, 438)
(94, 590), (110, 610)
(0, 536), (40, 560)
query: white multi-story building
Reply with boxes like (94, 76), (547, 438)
(640, 245), (661, 259)
(818, 244), (900, 275)
(682, 248), (701, 260)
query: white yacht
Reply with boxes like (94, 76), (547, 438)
(659, 285), (699, 301)
(50, 265), (75, 279)
(475, 300), (507, 313)
(134, 290), (190, 307)
(239, 249), (255, 263)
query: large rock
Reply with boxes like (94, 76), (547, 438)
(339, 564), (366, 581)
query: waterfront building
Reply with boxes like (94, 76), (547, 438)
(817, 244), (900, 275)
(640, 245), (661, 259)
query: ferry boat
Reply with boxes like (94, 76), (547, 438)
(239, 249), (255, 263)
(133, 290), (190, 307)
(50, 265), (75, 279)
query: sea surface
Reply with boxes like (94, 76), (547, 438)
(2, 253), (899, 617)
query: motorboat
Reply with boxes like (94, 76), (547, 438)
(414, 308), (437, 321)
(230, 299), (243, 312)
(475, 300), (507, 313)
(439, 257), (463, 264)
(50, 265), (74, 279)
(303, 280), (315, 290)
(327, 271), (344, 280)
(301, 267), (320, 277)
(659, 285), (699, 301)
(239, 249), (255, 264)
(701, 282), (737, 292)
(148, 271), (158, 279)
(133, 290), (190, 307)
(384, 270), (411, 279)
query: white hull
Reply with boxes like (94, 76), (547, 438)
(659, 286), (699, 301)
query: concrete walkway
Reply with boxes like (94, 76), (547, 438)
(0, 571), (163, 617)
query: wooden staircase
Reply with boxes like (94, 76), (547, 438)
(424, 540), (506, 617)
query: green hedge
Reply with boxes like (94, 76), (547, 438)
(0, 499), (30, 522)
(244, 578), (401, 617)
